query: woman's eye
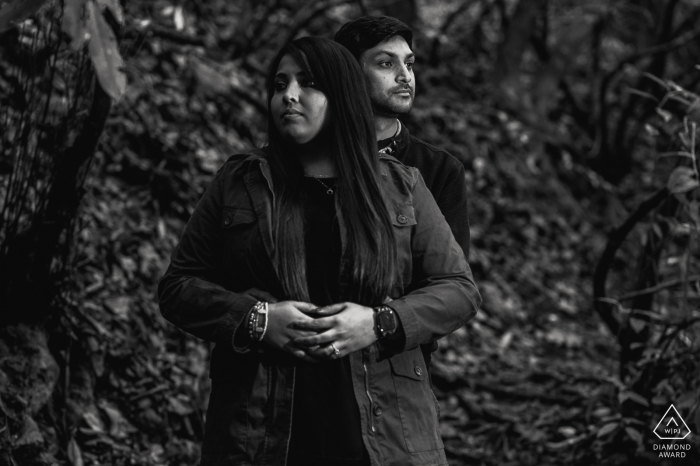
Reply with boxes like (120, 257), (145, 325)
(379, 61), (392, 68)
(274, 82), (287, 92)
(301, 79), (315, 87)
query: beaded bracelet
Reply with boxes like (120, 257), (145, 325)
(247, 305), (259, 341)
(255, 302), (269, 341)
(247, 302), (269, 342)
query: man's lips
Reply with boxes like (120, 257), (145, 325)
(393, 88), (413, 96)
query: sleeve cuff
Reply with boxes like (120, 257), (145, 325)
(231, 295), (261, 353)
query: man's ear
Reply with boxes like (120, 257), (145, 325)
(357, 51), (370, 70)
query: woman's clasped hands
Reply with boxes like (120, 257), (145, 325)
(262, 301), (377, 362)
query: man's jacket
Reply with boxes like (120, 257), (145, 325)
(158, 150), (481, 466)
(391, 124), (469, 259)
(387, 124), (472, 374)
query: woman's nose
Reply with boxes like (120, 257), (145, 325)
(282, 82), (300, 103)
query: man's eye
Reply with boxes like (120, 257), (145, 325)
(406, 62), (414, 70)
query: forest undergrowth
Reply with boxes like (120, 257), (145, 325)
(1, 1), (699, 465)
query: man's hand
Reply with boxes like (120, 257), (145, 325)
(263, 301), (322, 363)
(292, 302), (378, 359)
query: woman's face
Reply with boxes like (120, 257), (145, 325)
(271, 54), (330, 145)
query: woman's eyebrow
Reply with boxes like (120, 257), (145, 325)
(372, 50), (415, 60)
(274, 70), (311, 79)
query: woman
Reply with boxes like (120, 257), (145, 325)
(158, 37), (480, 466)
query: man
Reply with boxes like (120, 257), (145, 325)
(335, 16), (471, 371)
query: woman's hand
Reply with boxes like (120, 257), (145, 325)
(263, 301), (323, 362)
(292, 302), (378, 359)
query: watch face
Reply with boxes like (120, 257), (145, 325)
(379, 309), (397, 333)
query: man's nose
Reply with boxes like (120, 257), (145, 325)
(396, 63), (412, 84)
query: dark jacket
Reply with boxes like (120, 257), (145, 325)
(389, 124), (471, 369)
(392, 124), (470, 259)
(158, 150), (481, 466)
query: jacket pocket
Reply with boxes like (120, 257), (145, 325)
(389, 204), (416, 288)
(388, 347), (444, 453)
(221, 206), (258, 263)
(221, 206), (257, 228)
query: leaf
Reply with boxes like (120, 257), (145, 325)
(0, 0), (48, 33)
(104, 296), (130, 319)
(629, 317), (647, 333)
(67, 437), (84, 466)
(625, 427), (643, 446)
(168, 395), (193, 416)
(626, 88), (659, 103)
(82, 410), (105, 432)
(15, 415), (44, 445)
(98, 400), (137, 439)
(667, 166), (699, 194)
(95, 0), (123, 24)
(62, 0), (88, 50)
(498, 330), (513, 352)
(557, 426), (576, 438)
(679, 131), (693, 150)
(192, 60), (230, 94)
(659, 151), (693, 159)
(656, 108), (673, 122)
(644, 123), (659, 137)
(689, 200), (700, 227)
(173, 5), (184, 30)
(619, 391), (649, 407)
(597, 421), (619, 438)
(85, 1), (126, 101)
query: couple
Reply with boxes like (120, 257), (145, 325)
(158, 16), (480, 466)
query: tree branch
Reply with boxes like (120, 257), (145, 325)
(618, 274), (700, 301)
(593, 187), (670, 337)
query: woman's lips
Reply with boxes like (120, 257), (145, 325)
(282, 109), (303, 119)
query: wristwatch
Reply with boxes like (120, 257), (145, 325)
(374, 306), (397, 339)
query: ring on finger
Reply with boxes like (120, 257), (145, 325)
(330, 343), (340, 358)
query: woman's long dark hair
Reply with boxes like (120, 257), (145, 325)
(265, 37), (396, 306)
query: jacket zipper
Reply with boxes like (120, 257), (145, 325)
(283, 367), (296, 466)
(362, 350), (375, 433)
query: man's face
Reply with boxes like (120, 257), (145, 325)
(359, 35), (415, 117)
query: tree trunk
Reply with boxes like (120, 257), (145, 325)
(491, 0), (548, 88)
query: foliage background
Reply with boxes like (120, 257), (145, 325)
(0, 0), (699, 465)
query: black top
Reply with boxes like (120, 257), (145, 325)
(286, 176), (368, 465)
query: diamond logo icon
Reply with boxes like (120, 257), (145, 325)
(654, 405), (691, 440)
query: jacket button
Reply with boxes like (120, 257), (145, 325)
(223, 215), (232, 226)
(397, 214), (407, 224)
(414, 366), (423, 376)
(373, 405), (383, 416)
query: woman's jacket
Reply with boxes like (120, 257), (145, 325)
(158, 149), (481, 466)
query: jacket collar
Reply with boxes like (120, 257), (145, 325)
(243, 146), (401, 186)
(395, 121), (410, 152)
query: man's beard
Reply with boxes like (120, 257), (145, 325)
(371, 94), (413, 118)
